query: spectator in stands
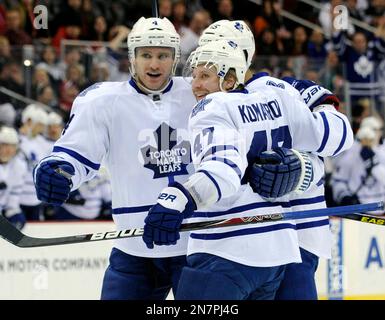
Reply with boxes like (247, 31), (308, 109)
(0, 36), (11, 67)
(253, 0), (288, 37)
(36, 85), (59, 111)
(57, 47), (82, 80)
(214, 0), (234, 21)
(0, 60), (25, 109)
(89, 15), (109, 42)
(3, 8), (32, 46)
(179, 10), (210, 68)
(171, 0), (188, 32)
(36, 46), (64, 85)
(32, 68), (53, 99)
(286, 26), (309, 56)
(85, 62), (110, 87)
(318, 50), (344, 97)
(52, 17), (83, 54)
(159, 0), (173, 19)
(256, 27), (283, 56)
(58, 80), (79, 119)
(307, 28), (328, 65)
(365, 0), (385, 26)
(332, 26), (385, 111)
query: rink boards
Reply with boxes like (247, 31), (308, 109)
(0, 219), (384, 299)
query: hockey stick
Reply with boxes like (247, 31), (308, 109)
(152, 0), (159, 18)
(0, 202), (382, 248)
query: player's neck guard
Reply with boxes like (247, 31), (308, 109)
(129, 78), (174, 100)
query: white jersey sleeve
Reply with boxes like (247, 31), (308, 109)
(37, 83), (112, 189)
(186, 95), (248, 206)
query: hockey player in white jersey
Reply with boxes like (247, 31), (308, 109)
(197, 19), (348, 300)
(331, 121), (385, 214)
(33, 17), (197, 299)
(18, 104), (50, 221)
(0, 126), (27, 230)
(142, 39), (354, 299)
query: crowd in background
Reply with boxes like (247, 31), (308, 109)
(1, 0), (385, 227)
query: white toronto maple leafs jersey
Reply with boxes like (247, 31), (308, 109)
(0, 155), (27, 215)
(40, 78), (197, 258)
(19, 134), (52, 206)
(187, 83), (353, 267)
(244, 73), (353, 258)
(331, 141), (385, 214)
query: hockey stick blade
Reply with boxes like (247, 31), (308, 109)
(0, 201), (382, 248)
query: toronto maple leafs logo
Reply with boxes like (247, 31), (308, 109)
(141, 123), (191, 179)
(354, 55), (374, 78)
(234, 21), (244, 32)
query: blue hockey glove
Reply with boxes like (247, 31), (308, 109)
(360, 146), (378, 175)
(65, 190), (86, 205)
(143, 182), (196, 249)
(6, 212), (26, 230)
(34, 159), (75, 205)
(281, 77), (340, 111)
(249, 148), (314, 198)
(339, 194), (360, 206)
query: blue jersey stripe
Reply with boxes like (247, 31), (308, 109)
(316, 112), (330, 153)
(331, 113), (347, 156)
(53, 146), (100, 170)
(190, 222), (296, 240)
(205, 156), (242, 179)
(296, 218), (329, 230)
(198, 170), (222, 201)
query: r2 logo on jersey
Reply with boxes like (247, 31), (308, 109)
(141, 123), (191, 179)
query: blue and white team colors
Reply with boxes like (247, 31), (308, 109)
(186, 82), (353, 267)
(19, 134), (52, 207)
(40, 78), (197, 257)
(243, 73), (353, 259)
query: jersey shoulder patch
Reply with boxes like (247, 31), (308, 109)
(191, 98), (212, 118)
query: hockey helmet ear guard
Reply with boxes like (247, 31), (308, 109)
(185, 39), (248, 92)
(127, 17), (181, 79)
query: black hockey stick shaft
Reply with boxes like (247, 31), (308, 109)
(0, 202), (382, 248)
(152, 0), (159, 18)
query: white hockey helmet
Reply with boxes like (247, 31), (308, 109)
(199, 20), (255, 68)
(21, 104), (48, 125)
(47, 112), (63, 126)
(187, 39), (247, 91)
(360, 116), (383, 131)
(0, 126), (19, 145)
(356, 126), (377, 141)
(127, 17), (181, 77)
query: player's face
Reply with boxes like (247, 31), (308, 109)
(0, 143), (17, 163)
(191, 65), (220, 101)
(134, 47), (174, 91)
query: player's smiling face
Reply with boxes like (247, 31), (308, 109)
(191, 64), (220, 101)
(0, 144), (17, 163)
(134, 47), (174, 91)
